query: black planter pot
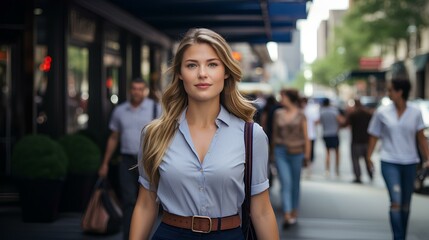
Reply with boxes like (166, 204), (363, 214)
(60, 173), (98, 212)
(18, 179), (63, 222)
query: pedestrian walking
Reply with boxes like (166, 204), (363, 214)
(260, 95), (282, 182)
(344, 98), (374, 183)
(319, 98), (344, 177)
(301, 97), (320, 179)
(367, 78), (429, 240)
(272, 88), (310, 228)
(129, 28), (279, 240)
(260, 94), (281, 144)
(98, 77), (161, 240)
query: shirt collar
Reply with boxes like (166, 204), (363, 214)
(125, 100), (145, 110)
(178, 105), (231, 127)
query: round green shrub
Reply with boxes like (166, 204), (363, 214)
(58, 133), (101, 174)
(12, 134), (68, 180)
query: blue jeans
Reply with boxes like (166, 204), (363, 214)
(152, 223), (244, 240)
(381, 161), (417, 240)
(119, 154), (139, 240)
(274, 145), (304, 213)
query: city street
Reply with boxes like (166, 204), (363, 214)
(2, 1), (429, 240)
(1, 127), (428, 240)
(273, 126), (429, 240)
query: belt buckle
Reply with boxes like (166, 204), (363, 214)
(191, 215), (212, 233)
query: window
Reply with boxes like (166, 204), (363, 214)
(67, 45), (89, 133)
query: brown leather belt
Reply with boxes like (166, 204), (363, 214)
(162, 211), (241, 233)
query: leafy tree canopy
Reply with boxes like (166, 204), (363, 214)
(308, 0), (429, 87)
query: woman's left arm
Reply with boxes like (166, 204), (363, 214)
(417, 129), (429, 168)
(250, 189), (279, 240)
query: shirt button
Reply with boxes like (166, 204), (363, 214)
(199, 187), (204, 191)
(201, 207), (206, 212)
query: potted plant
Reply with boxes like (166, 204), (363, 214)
(11, 134), (68, 222)
(58, 133), (101, 212)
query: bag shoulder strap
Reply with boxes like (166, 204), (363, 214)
(244, 121), (254, 213)
(153, 100), (158, 119)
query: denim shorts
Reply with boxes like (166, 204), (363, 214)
(152, 222), (244, 240)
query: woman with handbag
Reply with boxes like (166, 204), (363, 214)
(130, 28), (279, 239)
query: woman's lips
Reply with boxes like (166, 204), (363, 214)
(195, 83), (211, 89)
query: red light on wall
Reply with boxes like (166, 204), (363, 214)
(106, 77), (113, 89)
(0, 51), (7, 60)
(39, 56), (52, 72)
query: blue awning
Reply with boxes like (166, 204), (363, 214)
(105, 0), (310, 44)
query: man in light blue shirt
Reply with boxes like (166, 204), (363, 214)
(98, 78), (161, 240)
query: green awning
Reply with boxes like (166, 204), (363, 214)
(332, 70), (386, 86)
(413, 53), (429, 72)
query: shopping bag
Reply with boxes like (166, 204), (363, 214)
(81, 177), (122, 234)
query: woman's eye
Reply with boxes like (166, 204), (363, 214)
(208, 62), (218, 67)
(187, 64), (197, 69)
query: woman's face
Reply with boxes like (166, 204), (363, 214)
(280, 93), (292, 107)
(179, 43), (228, 104)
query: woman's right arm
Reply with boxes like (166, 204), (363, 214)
(129, 186), (159, 240)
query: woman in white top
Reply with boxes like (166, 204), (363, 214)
(367, 78), (429, 240)
(129, 28), (279, 240)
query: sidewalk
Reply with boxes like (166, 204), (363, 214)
(1, 128), (428, 239)
(271, 176), (429, 240)
(1, 175), (428, 240)
(272, 127), (429, 240)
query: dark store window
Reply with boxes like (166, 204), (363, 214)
(104, 26), (121, 105)
(67, 45), (89, 133)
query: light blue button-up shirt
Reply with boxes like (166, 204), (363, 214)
(368, 102), (424, 164)
(109, 98), (161, 155)
(137, 105), (269, 218)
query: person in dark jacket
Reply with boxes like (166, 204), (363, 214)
(344, 98), (374, 183)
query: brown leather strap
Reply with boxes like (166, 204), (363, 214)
(161, 211), (241, 233)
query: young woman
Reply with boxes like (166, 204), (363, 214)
(367, 78), (429, 240)
(129, 28), (279, 240)
(271, 88), (310, 228)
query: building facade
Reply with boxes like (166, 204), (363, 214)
(0, 0), (171, 183)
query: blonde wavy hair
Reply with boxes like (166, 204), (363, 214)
(142, 28), (256, 185)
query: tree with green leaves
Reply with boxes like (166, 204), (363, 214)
(306, 0), (429, 87)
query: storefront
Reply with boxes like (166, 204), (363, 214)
(0, 0), (171, 185)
